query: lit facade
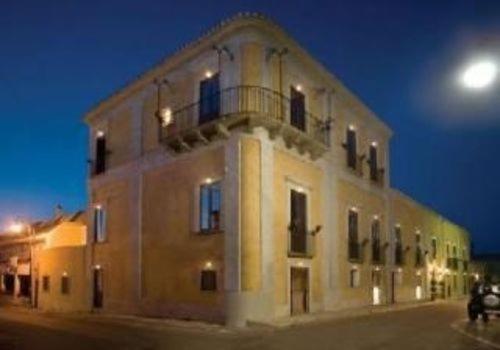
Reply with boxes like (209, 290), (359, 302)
(83, 13), (472, 326)
(0, 211), (87, 310)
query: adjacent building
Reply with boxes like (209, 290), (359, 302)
(48, 13), (472, 326)
(0, 210), (87, 310)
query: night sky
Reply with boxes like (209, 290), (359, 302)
(1, 1), (499, 253)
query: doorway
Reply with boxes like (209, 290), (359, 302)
(390, 271), (396, 304)
(93, 268), (103, 309)
(291, 267), (309, 315)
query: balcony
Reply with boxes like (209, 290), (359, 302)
(159, 85), (330, 159)
(447, 257), (459, 270)
(343, 148), (364, 177)
(369, 167), (385, 187)
(415, 247), (424, 267)
(395, 244), (404, 266)
(348, 241), (363, 263)
(288, 224), (315, 258)
(371, 242), (385, 265)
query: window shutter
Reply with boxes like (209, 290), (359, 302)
(192, 186), (200, 232)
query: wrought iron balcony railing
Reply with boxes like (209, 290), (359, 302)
(371, 242), (385, 265)
(415, 247), (424, 267)
(370, 167), (385, 187)
(395, 244), (404, 266)
(447, 257), (459, 270)
(348, 241), (363, 262)
(288, 223), (315, 258)
(462, 260), (469, 271)
(159, 85), (330, 157)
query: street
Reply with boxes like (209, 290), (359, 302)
(0, 302), (498, 350)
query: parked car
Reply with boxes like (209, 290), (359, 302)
(468, 280), (500, 322)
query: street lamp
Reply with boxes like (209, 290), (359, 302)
(461, 59), (498, 90)
(7, 221), (35, 308)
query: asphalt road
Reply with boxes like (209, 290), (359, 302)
(0, 302), (497, 350)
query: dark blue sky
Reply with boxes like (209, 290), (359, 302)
(1, 1), (499, 253)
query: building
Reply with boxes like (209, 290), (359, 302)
(472, 254), (500, 282)
(0, 210), (87, 310)
(83, 13), (472, 326)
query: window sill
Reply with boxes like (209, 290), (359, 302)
(194, 230), (223, 236)
(288, 251), (314, 259)
(93, 240), (109, 245)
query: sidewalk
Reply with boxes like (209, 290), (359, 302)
(249, 299), (453, 329)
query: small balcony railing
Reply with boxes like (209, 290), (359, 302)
(159, 85), (330, 157)
(370, 167), (385, 187)
(348, 241), (363, 262)
(288, 224), (315, 258)
(342, 148), (364, 177)
(415, 247), (424, 267)
(395, 244), (404, 266)
(447, 257), (459, 270)
(371, 242), (385, 265)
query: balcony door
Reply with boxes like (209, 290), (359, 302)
(369, 144), (378, 180)
(290, 189), (307, 255)
(346, 128), (357, 169)
(93, 268), (103, 309)
(290, 86), (306, 131)
(291, 267), (309, 315)
(95, 135), (106, 175)
(199, 74), (220, 125)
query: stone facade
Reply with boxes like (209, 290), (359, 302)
(82, 13), (473, 326)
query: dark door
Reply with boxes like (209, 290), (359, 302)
(290, 87), (306, 131)
(4, 274), (14, 294)
(19, 275), (30, 297)
(291, 267), (309, 315)
(290, 190), (307, 254)
(34, 278), (39, 308)
(391, 272), (396, 304)
(95, 136), (107, 175)
(199, 74), (220, 124)
(93, 269), (103, 309)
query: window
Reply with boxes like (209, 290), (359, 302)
(201, 270), (217, 291)
(93, 205), (107, 242)
(346, 128), (357, 169)
(61, 275), (70, 295)
(349, 268), (360, 288)
(290, 86), (306, 131)
(415, 233), (423, 266)
(42, 276), (50, 292)
(200, 182), (221, 232)
(94, 133), (107, 175)
(199, 74), (220, 124)
(290, 189), (307, 254)
(394, 226), (403, 265)
(348, 209), (359, 260)
(369, 144), (378, 181)
(431, 238), (438, 260)
(371, 219), (381, 263)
